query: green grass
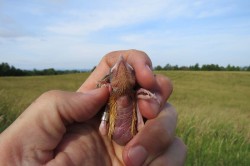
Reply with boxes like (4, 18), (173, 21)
(161, 71), (250, 165)
(0, 71), (250, 165)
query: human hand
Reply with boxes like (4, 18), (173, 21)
(78, 49), (187, 165)
(0, 49), (186, 166)
(0, 88), (113, 165)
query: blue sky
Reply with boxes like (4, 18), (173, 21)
(0, 0), (250, 69)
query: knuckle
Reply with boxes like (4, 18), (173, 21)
(155, 74), (173, 100)
(157, 74), (173, 91)
(102, 51), (120, 66)
(39, 90), (64, 102)
(130, 49), (147, 56)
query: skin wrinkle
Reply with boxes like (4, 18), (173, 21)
(22, 131), (52, 165)
(67, 124), (110, 165)
(23, 147), (53, 165)
(37, 90), (72, 126)
(16, 105), (58, 165)
(57, 93), (82, 124)
(56, 125), (94, 164)
(38, 105), (66, 143)
(50, 151), (75, 166)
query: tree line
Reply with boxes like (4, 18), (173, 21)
(1, 62), (250, 76)
(0, 62), (83, 76)
(154, 63), (250, 71)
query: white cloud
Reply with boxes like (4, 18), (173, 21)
(45, 0), (169, 36)
(1, 0), (235, 38)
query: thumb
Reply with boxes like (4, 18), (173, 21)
(39, 87), (110, 124)
(17, 87), (109, 129)
(65, 87), (110, 122)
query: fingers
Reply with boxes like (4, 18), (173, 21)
(149, 137), (187, 166)
(104, 49), (155, 89)
(77, 49), (155, 92)
(138, 74), (173, 119)
(123, 103), (177, 166)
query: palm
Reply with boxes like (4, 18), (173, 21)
(49, 117), (124, 166)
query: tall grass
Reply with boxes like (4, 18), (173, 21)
(0, 71), (249, 165)
(160, 71), (250, 165)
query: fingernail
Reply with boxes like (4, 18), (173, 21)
(128, 146), (147, 166)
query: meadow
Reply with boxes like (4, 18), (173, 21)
(0, 71), (249, 165)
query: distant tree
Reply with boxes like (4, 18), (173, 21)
(154, 65), (163, 70)
(1, 62), (250, 77)
(0, 63), (83, 76)
(226, 64), (234, 71)
(163, 64), (172, 70)
(0, 62), (11, 76)
(201, 64), (220, 71)
(42, 68), (57, 75)
(190, 63), (200, 71)
(220, 66), (225, 71)
(179, 66), (189, 70)
(194, 63), (200, 70)
(246, 66), (250, 71)
(0, 62), (26, 76)
(172, 65), (179, 70)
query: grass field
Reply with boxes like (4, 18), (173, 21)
(0, 71), (249, 165)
